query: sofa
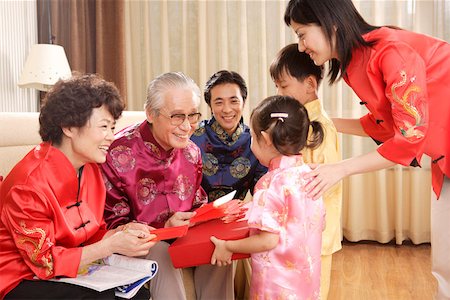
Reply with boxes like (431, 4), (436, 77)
(0, 111), (197, 299)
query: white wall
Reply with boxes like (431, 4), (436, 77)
(0, 0), (39, 112)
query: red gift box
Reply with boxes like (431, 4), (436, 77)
(168, 218), (250, 268)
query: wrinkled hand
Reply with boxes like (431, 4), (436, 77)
(210, 236), (232, 267)
(303, 163), (344, 200)
(106, 230), (156, 257)
(121, 221), (152, 236)
(165, 211), (196, 228)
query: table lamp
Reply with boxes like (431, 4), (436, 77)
(18, 44), (71, 92)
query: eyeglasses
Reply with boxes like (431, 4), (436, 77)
(159, 111), (202, 126)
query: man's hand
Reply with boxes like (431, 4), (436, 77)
(165, 211), (196, 228)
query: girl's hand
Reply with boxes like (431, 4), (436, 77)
(210, 236), (232, 267)
(165, 211), (196, 228)
(303, 163), (345, 200)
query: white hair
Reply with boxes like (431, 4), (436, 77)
(144, 72), (201, 114)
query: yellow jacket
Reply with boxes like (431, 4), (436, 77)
(301, 99), (342, 255)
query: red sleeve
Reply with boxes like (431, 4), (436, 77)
(85, 223), (108, 244)
(360, 113), (394, 143)
(363, 43), (429, 166)
(2, 188), (81, 279)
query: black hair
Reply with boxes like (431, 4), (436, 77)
(204, 70), (248, 106)
(39, 73), (124, 145)
(250, 95), (324, 156)
(270, 43), (324, 86)
(284, 0), (379, 83)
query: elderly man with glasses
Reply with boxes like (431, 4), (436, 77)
(101, 72), (234, 299)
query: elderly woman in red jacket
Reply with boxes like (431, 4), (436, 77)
(0, 74), (156, 300)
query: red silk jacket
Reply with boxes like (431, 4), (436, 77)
(0, 143), (107, 298)
(345, 27), (450, 198)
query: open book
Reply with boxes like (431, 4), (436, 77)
(51, 254), (158, 299)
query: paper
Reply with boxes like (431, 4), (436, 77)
(190, 190), (237, 224)
(150, 225), (189, 241)
(50, 254), (158, 299)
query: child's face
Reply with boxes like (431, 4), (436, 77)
(290, 21), (337, 66)
(250, 127), (274, 167)
(274, 71), (313, 105)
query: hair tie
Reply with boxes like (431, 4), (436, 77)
(270, 112), (288, 123)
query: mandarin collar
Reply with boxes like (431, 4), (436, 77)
(304, 99), (323, 121)
(208, 117), (245, 146)
(139, 121), (175, 160)
(268, 155), (304, 171)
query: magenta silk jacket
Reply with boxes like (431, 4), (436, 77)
(101, 121), (207, 229)
(345, 27), (450, 197)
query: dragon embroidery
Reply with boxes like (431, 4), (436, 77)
(390, 70), (425, 140)
(17, 221), (54, 276)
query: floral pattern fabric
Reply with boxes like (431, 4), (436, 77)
(101, 121), (207, 229)
(191, 117), (267, 202)
(247, 155), (325, 299)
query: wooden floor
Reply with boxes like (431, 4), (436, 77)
(329, 241), (437, 300)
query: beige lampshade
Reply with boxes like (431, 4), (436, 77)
(18, 44), (72, 92)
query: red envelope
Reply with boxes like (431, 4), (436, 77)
(150, 225), (189, 241)
(168, 218), (250, 268)
(190, 190), (238, 224)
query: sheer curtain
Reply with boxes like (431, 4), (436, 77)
(124, 0), (450, 244)
(124, 0), (293, 114)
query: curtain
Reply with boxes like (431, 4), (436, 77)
(37, 0), (127, 104)
(124, 0), (293, 114)
(0, 0), (38, 112)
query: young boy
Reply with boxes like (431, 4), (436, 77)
(270, 43), (342, 300)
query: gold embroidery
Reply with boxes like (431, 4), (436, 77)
(284, 260), (296, 270)
(229, 157), (251, 179)
(17, 221), (54, 276)
(391, 70), (425, 140)
(211, 119), (243, 146)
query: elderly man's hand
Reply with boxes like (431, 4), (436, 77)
(110, 230), (156, 256)
(164, 211), (196, 228)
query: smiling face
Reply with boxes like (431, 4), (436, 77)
(148, 87), (200, 151)
(291, 21), (337, 66)
(61, 105), (116, 169)
(210, 83), (244, 135)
